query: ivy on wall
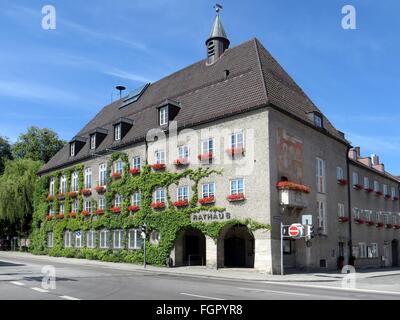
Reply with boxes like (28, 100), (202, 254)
(30, 152), (270, 266)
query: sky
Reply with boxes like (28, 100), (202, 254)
(0, 0), (399, 173)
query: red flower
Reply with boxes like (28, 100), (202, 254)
(129, 168), (140, 175)
(226, 147), (245, 157)
(110, 207), (121, 214)
(173, 158), (189, 166)
(56, 213), (64, 219)
(151, 202), (165, 209)
(68, 191), (78, 198)
(338, 216), (349, 223)
(173, 200), (189, 207)
(68, 212), (76, 218)
(385, 194), (392, 200)
(197, 152), (213, 161)
(394, 225), (400, 230)
(46, 214), (52, 221)
(337, 179), (348, 186)
(57, 192), (65, 199)
(198, 196), (215, 205)
(276, 181), (311, 194)
(393, 197), (399, 201)
(46, 195), (54, 201)
(94, 209), (103, 216)
(80, 188), (92, 196)
(376, 222), (384, 228)
(226, 193), (246, 201)
(365, 188), (373, 193)
(353, 184), (363, 190)
(96, 185), (106, 193)
(375, 191), (383, 196)
(386, 224), (393, 229)
(354, 218), (365, 224)
(111, 172), (122, 180)
(366, 221), (375, 226)
(151, 163), (165, 170)
(128, 205), (140, 212)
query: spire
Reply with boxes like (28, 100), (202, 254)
(205, 4), (230, 65)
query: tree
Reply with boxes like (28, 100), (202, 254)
(0, 136), (12, 174)
(0, 159), (42, 240)
(12, 126), (66, 163)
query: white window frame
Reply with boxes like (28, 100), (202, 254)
(317, 200), (327, 233)
(84, 168), (92, 189)
(114, 194), (122, 208)
(314, 114), (322, 128)
(64, 231), (72, 248)
(177, 186), (189, 201)
(49, 178), (55, 196)
(364, 176), (370, 190)
(230, 131), (244, 149)
(60, 175), (66, 194)
(338, 203), (345, 218)
(202, 183), (215, 198)
(201, 138), (214, 154)
(114, 124), (121, 141)
(99, 163), (107, 186)
(391, 187), (397, 199)
(359, 242), (367, 258)
(99, 229), (109, 249)
(353, 207), (361, 220)
(154, 188), (166, 203)
(368, 243), (379, 258)
(383, 184), (388, 196)
(131, 192), (141, 206)
(374, 180), (380, 192)
(178, 145), (189, 159)
(71, 200), (78, 213)
(159, 106), (168, 126)
(128, 229), (142, 250)
(316, 158), (326, 194)
(352, 172), (359, 186)
(132, 156), (141, 169)
(71, 172), (78, 192)
(75, 231), (82, 248)
(86, 230), (95, 248)
(84, 200), (91, 213)
(336, 166), (344, 181)
(114, 160), (123, 174)
(113, 229), (124, 249)
(230, 178), (244, 195)
(154, 150), (165, 164)
(59, 203), (65, 214)
(70, 143), (75, 157)
(98, 198), (105, 210)
(90, 134), (96, 150)
(47, 232), (54, 248)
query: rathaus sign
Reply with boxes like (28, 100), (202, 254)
(190, 211), (232, 222)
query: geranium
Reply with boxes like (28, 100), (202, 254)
(80, 188), (92, 196)
(111, 172), (122, 180)
(226, 193), (246, 201)
(353, 184), (363, 190)
(57, 192), (65, 199)
(376, 222), (384, 228)
(68, 212), (76, 218)
(68, 191), (78, 198)
(151, 163), (165, 170)
(197, 152), (213, 161)
(94, 209), (103, 216)
(110, 207), (121, 214)
(386, 224), (393, 229)
(198, 196), (215, 205)
(393, 197), (399, 201)
(46, 214), (52, 221)
(96, 185), (106, 193)
(337, 179), (348, 186)
(375, 191), (383, 196)
(128, 205), (140, 212)
(151, 202), (165, 209)
(226, 147), (245, 157)
(173, 158), (189, 166)
(354, 218), (365, 224)
(365, 188), (374, 193)
(129, 168), (140, 175)
(173, 200), (189, 207)
(394, 225), (400, 230)
(46, 195), (54, 201)
(276, 181), (311, 194)
(56, 213), (64, 219)
(385, 194), (392, 200)
(366, 221), (375, 226)
(338, 216), (349, 223)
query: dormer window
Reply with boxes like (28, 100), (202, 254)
(307, 111), (323, 129)
(314, 114), (323, 128)
(114, 124), (121, 141)
(70, 143), (75, 157)
(113, 118), (133, 142)
(159, 106), (168, 126)
(90, 134), (96, 150)
(157, 100), (180, 127)
(69, 136), (87, 157)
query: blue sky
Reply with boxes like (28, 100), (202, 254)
(0, 0), (399, 173)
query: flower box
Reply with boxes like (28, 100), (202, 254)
(227, 193), (246, 202)
(173, 200), (189, 207)
(276, 181), (311, 194)
(129, 168), (140, 175)
(376, 222), (384, 228)
(337, 179), (348, 186)
(354, 218), (365, 224)
(366, 221), (375, 226)
(96, 185), (106, 193)
(110, 207), (121, 214)
(375, 191), (383, 197)
(365, 188), (373, 193)
(353, 184), (363, 190)
(56, 213), (64, 220)
(151, 202), (166, 209)
(198, 196), (215, 205)
(128, 205), (140, 212)
(46, 215), (52, 221)
(226, 147), (245, 157)
(57, 193), (65, 199)
(338, 216), (349, 223)
(151, 163), (165, 170)
(46, 195), (54, 201)
(386, 224), (394, 229)
(111, 172), (122, 180)
(68, 191), (78, 198)
(68, 212), (77, 218)
(173, 158), (189, 166)
(94, 209), (103, 216)
(81, 210), (90, 216)
(394, 225), (400, 230)
(81, 188), (92, 197)
(393, 197), (399, 201)
(384, 194), (392, 200)
(197, 152), (213, 161)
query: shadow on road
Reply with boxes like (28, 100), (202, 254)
(0, 261), (25, 267)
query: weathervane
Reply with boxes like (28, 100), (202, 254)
(214, 3), (223, 14)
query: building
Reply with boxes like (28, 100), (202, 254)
(33, 9), (400, 274)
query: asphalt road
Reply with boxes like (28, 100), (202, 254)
(1, 255), (400, 300)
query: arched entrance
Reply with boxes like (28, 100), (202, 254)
(392, 240), (399, 267)
(172, 227), (206, 267)
(220, 224), (254, 268)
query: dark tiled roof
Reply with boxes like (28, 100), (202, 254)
(38, 38), (347, 174)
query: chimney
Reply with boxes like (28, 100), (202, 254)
(354, 147), (360, 157)
(371, 154), (380, 166)
(348, 148), (358, 160)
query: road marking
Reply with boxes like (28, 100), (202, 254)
(261, 281), (400, 296)
(31, 287), (49, 293)
(10, 281), (25, 286)
(180, 293), (224, 300)
(237, 287), (310, 297)
(60, 295), (80, 300)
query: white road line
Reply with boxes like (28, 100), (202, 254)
(59, 295), (80, 300)
(180, 293), (224, 300)
(261, 281), (400, 296)
(10, 281), (25, 286)
(237, 287), (310, 297)
(31, 287), (49, 293)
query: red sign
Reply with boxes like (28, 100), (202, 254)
(288, 225), (300, 237)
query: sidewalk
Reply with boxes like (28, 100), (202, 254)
(1, 251), (400, 283)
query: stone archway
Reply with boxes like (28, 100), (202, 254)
(218, 224), (255, 268)
(171, 227), (206, 267)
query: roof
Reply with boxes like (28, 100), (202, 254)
(208, 14), (228, 40)
(38, 38), (348, 174)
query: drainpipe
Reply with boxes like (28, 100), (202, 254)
(346, 145), (353, 264)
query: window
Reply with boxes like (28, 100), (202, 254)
(336, 167), (344, 180)
(316, 158), (326, 193)
(47, 232), (54, 248)
(202, 183), (215, 198)
(114, 194), (122, 208)
(132, 156), (141, 170)
(353, 207), (360, 219)
(71, 200), (78, 213)
(113, 230), (124, 249)
(64, 231), (72, 248)
(154, 150), (165, 164)
(71, 172), (78, 192)
(383, 214), (389, 225)
(359, 243), (367, 258)
(75, 231), (82, 248)
(352, 172), (359, 186)
(70, 143), (75, 157)
(374, 180), (380, 192)
(392, 187), (397, 199)
(84, 200), (91, 213)
(314, 114), (323, 128)
(317, 201), (327, 233)
(98, 198), (105, 210)
(49, 178), (55, 196)
(114, 160), (123, 174)
(230, 178), (244, 195)
(154, 188), (166, 203)
(383, 184), (388, 196)
(99, 164), (107, 186)
(150, 230), (160, 245)
(368, 243), (379, 258)
(338, 203), (345, 218)
(49, 208), (54, 216)
(87, 230), (95, 248)
(202, 138), (214, 154)
(84, 168), (92, 189)
(90, 134), (96, 150)
(178, 145), (189, 159)
(59, 203), (65, 214)
(128, 229), (142, 249)
(159, 106), (168, 126)
(114, 124), (121, 141)
(60, 175), (66, 194)
(177, 186), (189, 201)
(99, 229), (109, 249)
(364, 177), (370, 190)
(230, 131), (244, 149)
(131, 192), (141, 206)
(352, 246), (360, 259)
